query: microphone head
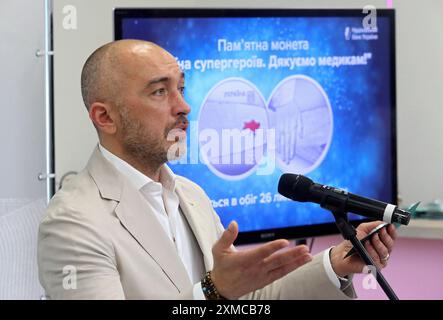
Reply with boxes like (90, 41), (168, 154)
(278, 174), (314, 202)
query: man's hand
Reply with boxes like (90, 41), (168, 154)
(210, 221), (313, 300)
(330, 221), (397, 277)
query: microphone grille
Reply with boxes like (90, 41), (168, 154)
(278, 173), (313, 202)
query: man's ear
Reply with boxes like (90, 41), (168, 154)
(89, 102), (118, 135)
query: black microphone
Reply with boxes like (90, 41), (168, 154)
(278, 173), (411, 225)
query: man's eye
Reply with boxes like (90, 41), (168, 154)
(179, 86), (185, 96)
(152, 88), (167, 96)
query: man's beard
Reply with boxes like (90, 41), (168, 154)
(118, 107), (187, 169)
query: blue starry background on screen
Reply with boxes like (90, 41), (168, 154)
(120, 16), (394, 232)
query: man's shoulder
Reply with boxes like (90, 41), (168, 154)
(174, 174), (215, 206)
(175, 175), (207, 195)
(43, 168), (112, 225)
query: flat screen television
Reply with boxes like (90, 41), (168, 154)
(114, 8), (397, 245)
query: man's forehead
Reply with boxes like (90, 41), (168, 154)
(115, 44), (182, 77)
(128, 42), (174, 61)
(130, 42), (170, 59)
(144, 71), (185, 88)
(145, 52), (184, 80)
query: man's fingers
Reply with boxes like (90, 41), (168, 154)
(357, 221), (384, 238)
(370, 233), (389, 263)
(245, 239), (290, 262)
(267, 252), (313, 282)
(262, 245), (310, 271)
(379, 227), (395, 253)
(387, 224), (397, 241)
(364, 241), (384, 268)
(213, 221), (239, 252)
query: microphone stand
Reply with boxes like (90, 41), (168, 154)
(330, 209), (399, 300)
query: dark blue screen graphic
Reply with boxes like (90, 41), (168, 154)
(115, 10), (396, 241)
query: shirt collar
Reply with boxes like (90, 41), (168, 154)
(98, 144), (176, 192)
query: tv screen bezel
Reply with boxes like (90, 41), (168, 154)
(114, 8), (397, 244)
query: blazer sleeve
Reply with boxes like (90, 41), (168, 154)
(242, 252), (356, 300)
(38, 203), (199, 300)
(205, 207), (356, 299)
(38, 206), (126, 299)
(199, 190), (356, 300)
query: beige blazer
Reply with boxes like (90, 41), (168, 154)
(38, 147), (355, 299)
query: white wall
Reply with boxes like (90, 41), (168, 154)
(0, 0), (47, 299)
(0, 0), (46, 199)
(395, 2), (443, 205)
(51, 0), (443, 207)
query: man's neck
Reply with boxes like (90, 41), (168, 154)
(100, 142), (162, 182)
(124, 154), (161, 182)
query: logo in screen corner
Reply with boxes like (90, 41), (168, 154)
(345, 27), (351, 40)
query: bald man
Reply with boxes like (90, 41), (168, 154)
(37, 40), (397, 300)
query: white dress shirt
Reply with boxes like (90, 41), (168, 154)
(99, 144), (347, 299)
(99, 145), (206, 299)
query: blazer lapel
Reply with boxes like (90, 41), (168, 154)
(87, 146), (192, 292)
(175, 182), (213, 271)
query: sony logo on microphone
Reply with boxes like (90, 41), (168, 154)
(321, 185), (348, 195)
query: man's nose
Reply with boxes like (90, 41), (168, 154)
(173, 92), (191, 115)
